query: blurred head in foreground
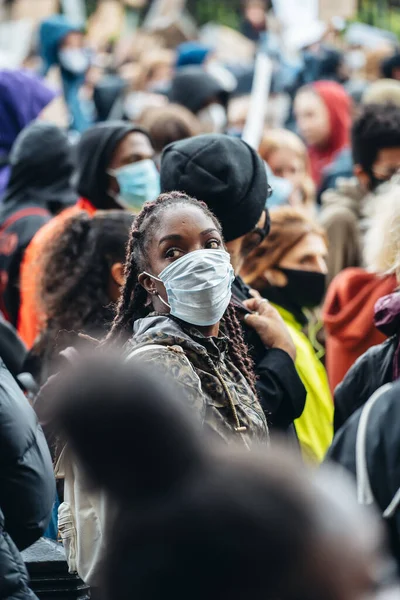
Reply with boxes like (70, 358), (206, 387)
(52, 354), (393, 600)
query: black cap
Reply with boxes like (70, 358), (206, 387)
(160, 134), (268, 242)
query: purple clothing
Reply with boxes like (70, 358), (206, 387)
(0, 70), (56, 196)
(375, 291), (400, 380)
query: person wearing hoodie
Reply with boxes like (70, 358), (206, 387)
(320, 102), (400, 286)
(0, 123), (76, 326)
(241, 206), (333, 463)
(168, 67), (230, 134)
(18, 122), (157, 348)
(323, 181), (399, 393)
(0, 69), (56, 196)
(38, 15), (92, 133)
(294, 81), (353, 199)
(161, 135), (306, 435)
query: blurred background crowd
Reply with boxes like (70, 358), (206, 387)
(3, 1), (400, 599)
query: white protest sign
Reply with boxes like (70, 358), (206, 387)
(242, 53), (273, 150)
(271, 0), (318, 28)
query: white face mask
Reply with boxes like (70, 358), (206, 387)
(197, 103), (227, 133)
(143, 249), (234, 327)
(59, 48), (90, 74)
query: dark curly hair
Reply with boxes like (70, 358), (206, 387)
(32, 210), (133, 382)
(352, 103), (400, 181)
(105, 192), (257, 393)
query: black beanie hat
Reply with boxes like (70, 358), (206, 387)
(160, 134), (268, 242)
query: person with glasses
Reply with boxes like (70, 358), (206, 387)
(320, 102), (400, 286)
(160, 134), (306, 436)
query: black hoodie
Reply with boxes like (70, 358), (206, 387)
(0, 122), (76, 324)
(169, 67), (229, 115)
(72, 121), (150, 210)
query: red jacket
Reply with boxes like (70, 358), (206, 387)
(323, 268), (397, 393)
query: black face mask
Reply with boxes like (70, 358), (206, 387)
(275, 268), (326, 309)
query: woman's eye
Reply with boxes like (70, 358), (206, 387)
(207, 239), (221, 249)
(165, 248), (183, 259)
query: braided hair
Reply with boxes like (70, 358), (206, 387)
(105, 192), (257, 393)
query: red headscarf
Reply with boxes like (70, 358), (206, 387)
(307, 81), (351, 186)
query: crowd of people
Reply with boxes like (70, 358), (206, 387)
(3, 0), (400, 598)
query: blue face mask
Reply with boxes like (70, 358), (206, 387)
(110, 159), (160, 211)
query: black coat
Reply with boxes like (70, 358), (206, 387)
(327, 380), (400, 569)
(334, 337), (396, 432)
(232, 277), (306, 431)
(0, 123), (76, 325)
(0, 359), (55, 599)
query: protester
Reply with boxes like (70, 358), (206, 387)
(27, 211), (133, 385)
(294, 80), (352, 197)
(241, 207), (333, 462)
(323, 181), (399, 392)
(333, 287), (400, 433)
(327, 377), (400, 571)
(320, 102), (400, 285)
(0, 356), (55, 599)
(0, 69), (56, 196)
(240, 0), (267, 42)
(0, 122), (75, 326)
(39, 15), (92, 132)
(259, 128), (316, 215)
(138, 103), (200, 165)
(18, 122), (156, 348)
(104, 191), (269, 446)
(135, 49), (174, 92)
(161, 134), (306, 434)
(51, 354), (390, 600)
(168, 67), (230, 133)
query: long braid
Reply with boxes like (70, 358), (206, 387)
(105, 191), (256, 397)
(222, 304), (257, 395)
(105, 193), (212, 346)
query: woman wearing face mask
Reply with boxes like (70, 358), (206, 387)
(241, 207), (333, 462)
(294, 81), (352, 198)
(259, 129), (316, 216)
(105, 191), (268, 447)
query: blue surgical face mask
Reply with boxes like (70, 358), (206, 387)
(143, 249), (235, 327)
(110, 159), (161, 211)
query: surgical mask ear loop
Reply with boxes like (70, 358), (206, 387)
(142, 271), (171, 310)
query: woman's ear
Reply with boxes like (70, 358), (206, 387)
(111, 263), (125, 287)
(265, 268), (287, 287)
(138, 272), (157, 296)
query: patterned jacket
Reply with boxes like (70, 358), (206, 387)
(126, 315), (269, 448)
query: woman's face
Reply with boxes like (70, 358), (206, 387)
(139, 204), (223, 311)
(294, 91), (331, 148)
(268, 148), (306, 190)
(279, 233), (328, 274)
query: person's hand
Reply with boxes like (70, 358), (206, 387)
(243, 298), (296, 361)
